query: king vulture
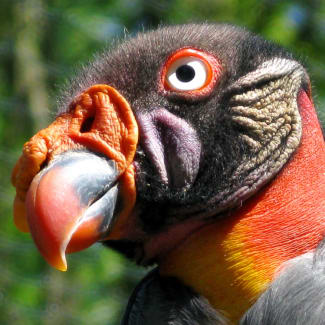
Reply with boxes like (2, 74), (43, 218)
(12, 23), (325, 324)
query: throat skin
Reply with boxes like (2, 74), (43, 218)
(159, 91), (325, 323)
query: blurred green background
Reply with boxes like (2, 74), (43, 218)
(1, 0), (324, 324)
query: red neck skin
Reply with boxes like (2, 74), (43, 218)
(156, 90), (325, 266)
(159, 90), (325, 322)
(232, 90), (325, 274)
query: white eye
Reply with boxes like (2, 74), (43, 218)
(166, 57), (209, 91)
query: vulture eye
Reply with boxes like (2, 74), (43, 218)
(167, 57), (208, 91)
(161, 48), (222, 96)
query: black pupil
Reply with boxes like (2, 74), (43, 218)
(176, 65), (195, 83)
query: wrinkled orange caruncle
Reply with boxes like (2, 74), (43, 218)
(11, 84), (138, 234)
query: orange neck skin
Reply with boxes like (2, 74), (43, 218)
(159, 91), (325, 323)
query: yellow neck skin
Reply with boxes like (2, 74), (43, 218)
(159, 93), (325, 323)
(159, 216), (267, 323)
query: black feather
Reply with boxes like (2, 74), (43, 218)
(122, 268), (228, 325)
(240, 239), (325, 325)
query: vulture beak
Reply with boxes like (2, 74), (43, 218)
(25, 152), (119, 271)
(11, 85), (138, 271)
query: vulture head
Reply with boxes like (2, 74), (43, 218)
(12, 23), (325, 323)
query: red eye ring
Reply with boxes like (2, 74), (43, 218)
(160, 48), (222, 97)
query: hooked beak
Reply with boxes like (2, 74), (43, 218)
(12, 84), (138, 271)
(26, 152), (119, 271)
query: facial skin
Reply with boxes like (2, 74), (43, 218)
(55, 25), (305, 238)
(14, 23), (310, 266)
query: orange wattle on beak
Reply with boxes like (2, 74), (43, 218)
(11, 85), (138, 271)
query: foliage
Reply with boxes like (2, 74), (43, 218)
(0, 0), (324, 324)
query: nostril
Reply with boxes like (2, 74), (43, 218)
(80, 116), (95, 133)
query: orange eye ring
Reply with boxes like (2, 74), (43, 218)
(160, 48), (222, 97)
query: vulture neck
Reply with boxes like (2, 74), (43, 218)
(159, 91), (325, 323)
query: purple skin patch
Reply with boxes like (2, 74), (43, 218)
(137, 108), (201, 189)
